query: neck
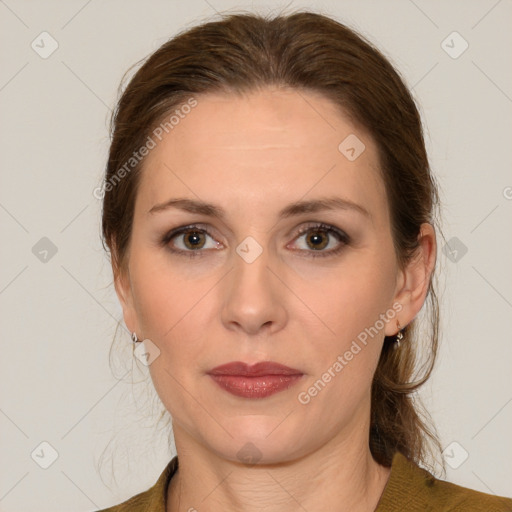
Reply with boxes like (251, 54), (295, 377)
(167, 425), (391, 512)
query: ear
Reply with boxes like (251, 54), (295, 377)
(385, 223), (437, 336)
(113, 263), (139, 336)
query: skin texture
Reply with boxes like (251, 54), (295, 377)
(115, 87), (436, 512)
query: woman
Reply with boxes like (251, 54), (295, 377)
(97, 11), (512, 512)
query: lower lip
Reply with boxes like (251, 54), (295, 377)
(209, 374), (303, 399)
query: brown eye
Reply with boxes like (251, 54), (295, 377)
(162, 224), (222, 257)
(182, 230), (206, 250)
(305, 229), (329, 250)
(290, 223), (350, 258)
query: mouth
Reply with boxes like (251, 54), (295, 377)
(207, 361), (304, 399)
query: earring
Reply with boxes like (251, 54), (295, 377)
(395, 321), (404, 348)
(131, 332), (141, 343)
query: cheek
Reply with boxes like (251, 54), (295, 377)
(293, 261), (393, 420)
(290, 253), (397, 409)
(291, 252), (396, 343)
(133, 258), (212, 419)
(130, 249), (210, 340)
(129, 250), (218, 379)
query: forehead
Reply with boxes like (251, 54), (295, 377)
(137, 88), (387, 222)
(159, 87), (369, 153)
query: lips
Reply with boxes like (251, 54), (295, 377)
(208, 361), (303, 399)
(209, 361), (302, 376)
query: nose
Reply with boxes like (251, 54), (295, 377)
(220, 243), (287, 337)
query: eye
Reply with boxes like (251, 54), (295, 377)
(290, 223), (349, 257)
(162, 222), (349, 259)
(162, 224), (222, 257)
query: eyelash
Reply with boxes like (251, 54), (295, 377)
(161, 222), (350, 259)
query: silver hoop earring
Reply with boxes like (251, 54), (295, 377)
(131, 332), (141, 343)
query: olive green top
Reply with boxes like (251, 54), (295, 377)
(97, 451), (512, 511)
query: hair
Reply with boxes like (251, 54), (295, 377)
(101, 10), (442, 471)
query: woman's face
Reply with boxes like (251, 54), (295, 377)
(116, 87), (411, 464)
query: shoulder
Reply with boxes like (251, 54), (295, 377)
(428, 476), (512, 511)
(95, 457), (178, 512)
(376, 451), (512, 512)
(95, 491), (151, 512)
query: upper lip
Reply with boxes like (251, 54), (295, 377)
(208, 361), (303, 376)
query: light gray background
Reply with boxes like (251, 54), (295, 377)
(1, 0), (511, 510)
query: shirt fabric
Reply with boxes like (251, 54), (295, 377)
(96, 451), (512, 511)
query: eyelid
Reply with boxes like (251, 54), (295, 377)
(292, 222), (350, 243)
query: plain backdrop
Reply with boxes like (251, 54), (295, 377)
(0, 0), (511, 510)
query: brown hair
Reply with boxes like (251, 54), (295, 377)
(102, 10), (441, 470)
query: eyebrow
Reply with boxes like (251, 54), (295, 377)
(148, 196), (371, 220)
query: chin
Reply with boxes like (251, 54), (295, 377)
(205, 415), (311, 466)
